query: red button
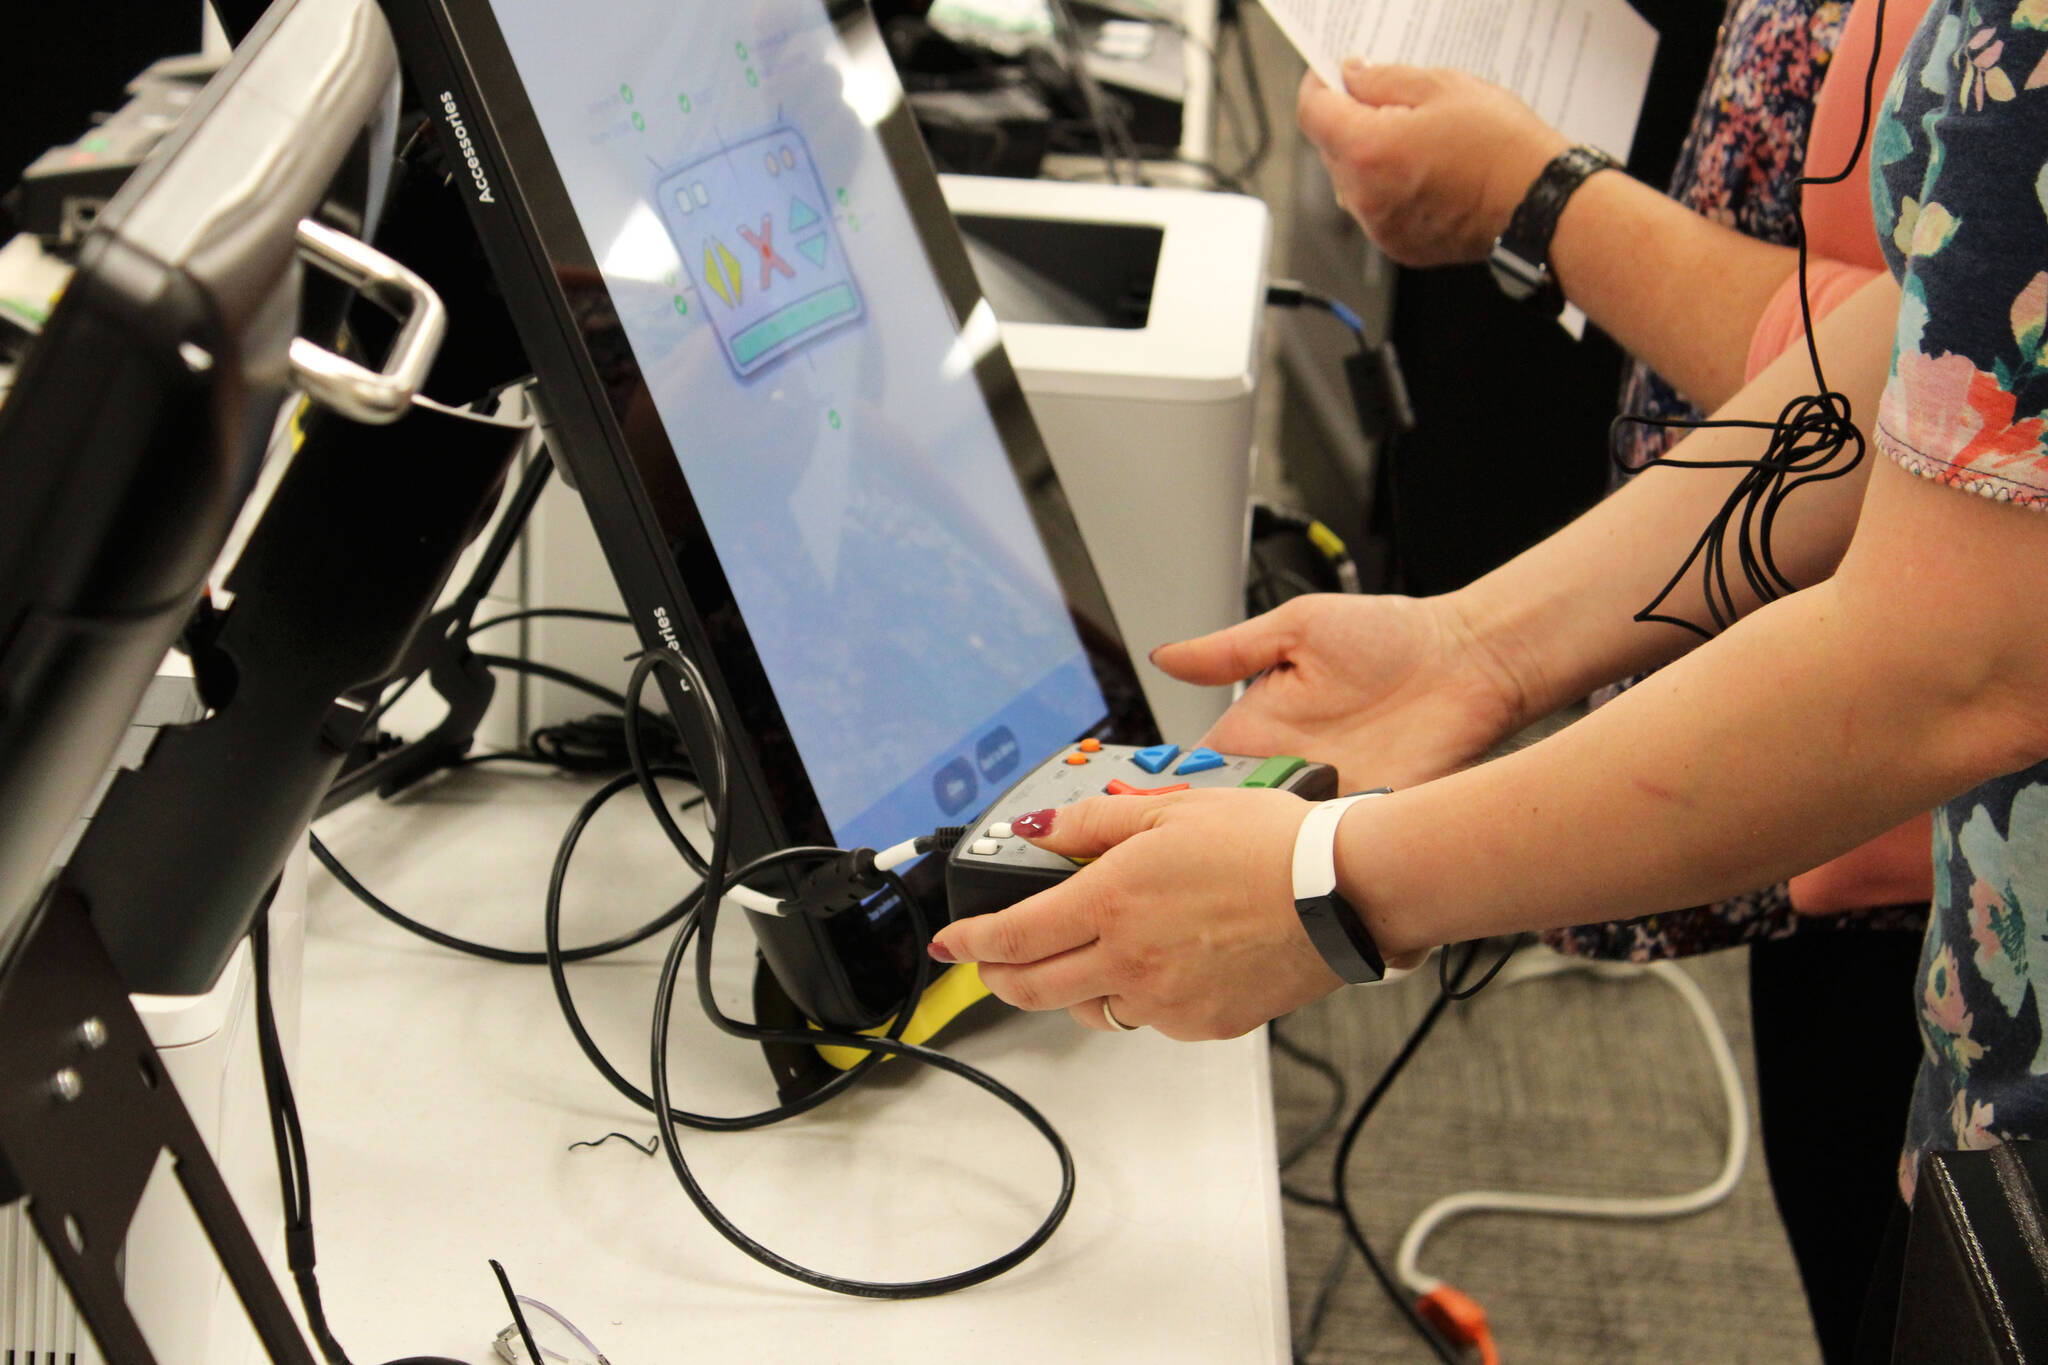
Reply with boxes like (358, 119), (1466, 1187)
(1104, 779), (1191, 796)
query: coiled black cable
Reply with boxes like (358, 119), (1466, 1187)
(540, 794), (902, 1128)
(1615, 0), (1891, 639)
(543, 648), (1078, 1297)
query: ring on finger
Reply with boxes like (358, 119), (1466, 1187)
(1100, 997), (1138, 1032)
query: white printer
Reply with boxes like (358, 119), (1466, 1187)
(940, 174), (1271, 740)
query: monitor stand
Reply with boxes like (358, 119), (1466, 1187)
(0, 890), (317, 1365)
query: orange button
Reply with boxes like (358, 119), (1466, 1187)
(1079, 738), (1102, 752)
(1065, 753), (1089, 765)
(1104, 779), (1191, 796)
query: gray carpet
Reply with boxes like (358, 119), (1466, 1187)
(1269, 949), (1823, 1363)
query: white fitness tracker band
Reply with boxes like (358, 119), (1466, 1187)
(1290, 791), (1391, 985)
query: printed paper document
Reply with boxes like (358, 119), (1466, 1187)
(1262, 0), (1658, 158)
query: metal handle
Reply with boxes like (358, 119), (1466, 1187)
(286, 218), (447, 424)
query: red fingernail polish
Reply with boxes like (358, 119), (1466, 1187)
(1012, 808), (1057, 838)
(928, 940), (958, 964)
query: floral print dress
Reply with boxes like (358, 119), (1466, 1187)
(1867, 0), (2048, 1195)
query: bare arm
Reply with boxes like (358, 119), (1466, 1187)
(1451, 271), (1903, 723)
(927, 430), (2048, 1041)
(1162, 273), (1902, 794)
(1347, 450), (2048, 959)
(924, 275), (2043, 1041)
(1546, 171), (1797, 410)
(1298, 63), (1796, 410)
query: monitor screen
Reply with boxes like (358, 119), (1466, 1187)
(481, 2), (1114, 849)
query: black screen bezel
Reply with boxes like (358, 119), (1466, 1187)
(385, 0), (1157, 860)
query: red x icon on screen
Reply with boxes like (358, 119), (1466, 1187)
(739, 216), (795, 289)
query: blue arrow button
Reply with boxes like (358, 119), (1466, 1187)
(1175, 747), (1226, 775)
(1131, 743), (1180, 774)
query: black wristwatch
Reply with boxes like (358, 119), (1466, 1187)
(1488, 145), (1621, 316)
(1291, 792), (1391, 985)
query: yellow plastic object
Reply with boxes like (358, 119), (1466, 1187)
(1306, 519), (1349, 563)
(813, 961), (994, 1070)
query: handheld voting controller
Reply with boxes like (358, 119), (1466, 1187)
(945, 742), (1340, 920)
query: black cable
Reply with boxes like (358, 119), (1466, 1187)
(1042, 138), (1247, 192)
(250, 906), (466, 1365)
(529, 711), (693, 775)
(1047, 0), (1142, 183)
(613, 648), (1077, 1297)
(1247, 549), (1333, 615)
(309, 779), (696, 966)
(1332, 983), (1466, 1362)
(566, 1131), (658, 1156)
(251, 907), (350, 1365)
(453, 751), (561, 768)
(1438, 934), (1522, 1001)
(542, 838), (906, 1130)
(1266, 280), (1369, 347)
(1271, 1018), (1349, 1218)
(1271, 1020), (1351, 1169)
(1293, 1234), (1355, 1365)
(466, 606), (633, 635)
(1614, 0), (1890, 640)
(1295, 945), (1493, 1365)
(363, 637), (624, 735)
(472, 652), (628, 712)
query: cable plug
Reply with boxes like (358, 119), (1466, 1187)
(1265, 280), (1310, 309)
(869, 825), (971, 874)
(1416, 1285), (1500, 1365)
(919, 825), (970, 854)
(778, 848), (886, 916)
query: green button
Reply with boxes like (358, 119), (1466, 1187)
(730, 283), (858, 367)
(1240, 756), (1306, 789)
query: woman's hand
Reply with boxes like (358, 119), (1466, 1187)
(1296, 61), (1568, 266)
(926, 789), (1340, 1040)
(1153, 593), (1529, 792)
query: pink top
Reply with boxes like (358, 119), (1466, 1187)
(1744, 0), (1932, 380)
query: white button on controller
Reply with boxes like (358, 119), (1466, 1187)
(968, 839), (1002, 856)
(986, 821), (1014, 839)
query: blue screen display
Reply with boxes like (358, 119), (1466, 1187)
(489, 2), (1107, 844)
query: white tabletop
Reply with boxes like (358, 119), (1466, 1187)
(298, 767), (1288, 1364)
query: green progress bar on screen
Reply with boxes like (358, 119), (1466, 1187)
(731, 284), (859, 367)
